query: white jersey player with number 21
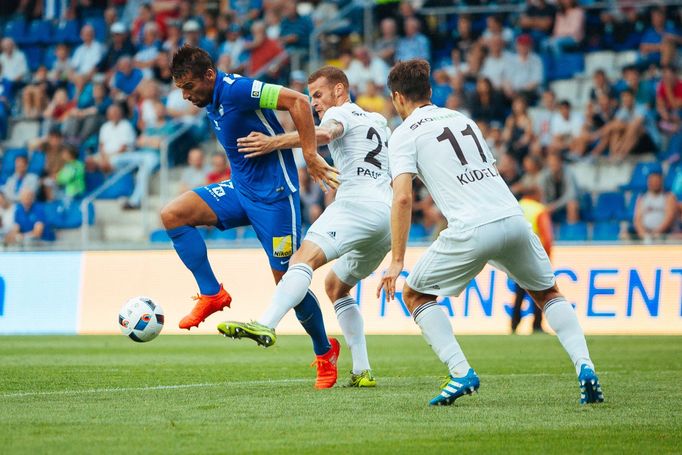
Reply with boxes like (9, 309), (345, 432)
(222, 67), (392, 389)
(378, 59), (604, 407)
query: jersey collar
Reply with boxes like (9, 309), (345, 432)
(208, 71), (227, 114)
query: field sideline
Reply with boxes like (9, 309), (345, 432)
(1, 335), (680, 454)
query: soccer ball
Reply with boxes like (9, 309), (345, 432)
(118, 296), (164, 342)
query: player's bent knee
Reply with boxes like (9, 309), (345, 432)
(528, 284), (561, 310)
(325, 272), (352, 302)
(402, 285), (431, 313)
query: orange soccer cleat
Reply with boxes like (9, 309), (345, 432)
(179, 284), (232, 330)
(311, 338), (340, 389)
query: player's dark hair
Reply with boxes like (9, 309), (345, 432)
(387, 59), (431, 103)
(307, 66), (349, 91)
(170, 45), (215, 80)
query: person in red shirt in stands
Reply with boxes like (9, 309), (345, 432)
(244, 21), (285, 79)
(656, 65), (682, 134)
(206, 151), (231, 184)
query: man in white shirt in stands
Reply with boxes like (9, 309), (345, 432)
(378, 59), (603, 407)
(70, 24), (105, 79)
(502, 34), (544, 104)
(548, 99), (583, 155)
(0, 38), (28, 83)
(480, 35), (512, 90)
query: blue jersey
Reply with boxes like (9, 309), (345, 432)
(206, 72), (299, 203)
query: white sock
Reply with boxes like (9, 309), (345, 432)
(258, 263), (313, 329)
(543, 297), (594, 375)
(413, 302), (471, 377)
(334, 296), (370, 374)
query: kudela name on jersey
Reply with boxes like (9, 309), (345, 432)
(456, 165), (500, 186)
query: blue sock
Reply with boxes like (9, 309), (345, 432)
(167, 226), (220, 295)
(294, 290), (331, 356)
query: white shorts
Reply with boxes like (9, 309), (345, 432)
(305, 199), (391, 286)
(407, 215), (556, 296)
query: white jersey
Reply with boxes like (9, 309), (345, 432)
(320, 102), (392, 206)
(389, 105), (522, 231)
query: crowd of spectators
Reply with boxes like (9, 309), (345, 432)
(0, 0), (680, 246)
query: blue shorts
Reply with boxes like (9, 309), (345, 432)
(194, 180), (301, 272)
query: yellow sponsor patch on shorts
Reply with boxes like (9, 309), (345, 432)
(272, 235), (293, 258)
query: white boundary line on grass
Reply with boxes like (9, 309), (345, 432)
(1, 378), (309, 398)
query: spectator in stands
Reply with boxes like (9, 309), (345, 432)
(134, 22), (161, 78)
(610, 88), (655, 160)
(70, 24), (105, 79)
(279, 2), (313, 55)
(229, 0), (262, 26)
(345, 46), (389, 93)
(589, 69), (615, 105)
(289, 70), (308, 95)
(356, 82), (387, 114)
(545, 0), (585, 56)
(2, 155), (39, 203)
(151, 51), (173, 94)
(90, 103), (136, 174)
(616, 65), (655, 107)
(661, 39), (682, 69)
(244, 20), (285, 79)
(412, 179), (445, 234)
(656, 65), (682, 134)
(55, 144), (85, 202)
(516, 154), (545, 197)
(4, 188), (53, 246)
(163, 20), (183, 55)
(41, 88), (74, 135)
(548, 100), (583, 155)
(481, 14), (514, 47)
(47, 44), (71, 87)
(486, 121), (507, 157)
(375, 17), (398, 66)
(498, 153), (522, 198)
(0, 191), (14, 243)
(0, 66), (9, 138)
(540, 151), (580, 223)
(166, 84), (203, 139)
(182, 20), (217, 60)
(452, 42), (486, 90)
(639, 7), (681, 68)
(63, 81), (111, 145)
(502, 96), (534, 165)
(0, 38), (28, 85)
(519, 0), (556, 46)
(206, 151), (231, 184)
(451, 14), (478, 63)
(395, 17), (430, 62)
(481, 35), (513, 91)
(634, 171), (678, 241)
(264, 8), (282, 40)
(531, 89), (557, 155)
(431, 70), (453, 107)
(28, 127), (66, 183)
(298, 167), (324, 225)
(21, 66), (49, 119)
(502, 34), (543, 104)
(219, 24), (247, 74)
(178, 147), (209, 194)
(98, 22), (136, 74)
(135, 79), (162, 131)
(468, 77), (506, 124)
(110, 56), (144, 102)
(574, 92), (617, 159)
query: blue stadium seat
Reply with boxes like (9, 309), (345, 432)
(621, 161), (663, 192)
(44, 200), (95, 229)
(546, 53), (584, 81)
(97, 172), (134, 199)
(578, 193), (594, 222)
(592, 221), (620, 241)
(593, 192), (626, 222)
(408, 223), (428, 242)
(664, 163), (681, 191)
(149, 229), (170, 243)
(22, 46), (45, 72)
(85, 171), (104, 193)
(1, 147), (28, 181)
(25, 20), (53, 45)
(28, 151), (46, 175)
(625, 191), (642, 221)
(557, 222), (588, 241)
(4, 18), (28, 44)
(52, 20), (81, 45)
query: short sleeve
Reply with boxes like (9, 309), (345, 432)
(320, 106), (352, 140)
(388, 128), (417, 180)
(225, 75), (282, 111)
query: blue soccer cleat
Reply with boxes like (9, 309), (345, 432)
(429, 368), (480, 406)
(578, 364), (604, 404)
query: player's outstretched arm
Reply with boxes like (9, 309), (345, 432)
(377, 173), (413, 301)
(237, 121), (344, 158)
(275, 87), (339, 191)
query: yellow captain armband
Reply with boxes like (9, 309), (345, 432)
(259, 84), (283, 109)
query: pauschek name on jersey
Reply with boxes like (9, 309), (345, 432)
(357, 166), (382, 179)
(457, 165), (500, 186)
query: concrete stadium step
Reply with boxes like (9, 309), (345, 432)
(4, 119), (40, 148)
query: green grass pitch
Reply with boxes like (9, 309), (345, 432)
(1, 335), (680, 454)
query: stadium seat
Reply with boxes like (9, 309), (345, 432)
(592, 221), (621, 241)
(593, 191), (626, 221)
(550, 53), (584, 80)
(1, 147), (28, 180)
(408, 223), (428, 242)
(52, 20), (81, 45)
(550, 79), (583, 106)
(28, 151), (46, 175)
(584, 51), (617, 79)
(25, 20), (53, 45)
(97, 172), (134, 199)
(625, 191), (642, 222)
(621, 161), (663, 192)
(22, 46), (45, 72)
(84, 17), (107, 42)
(615, 50), (638, 70)
(578, 193), (594, 222)
(664, 163), (682, 192)
(557, 222), (588, 241)
(149, 229), (170, 243)
(3, 18), (28, 44)
(44, 200), (95, 229)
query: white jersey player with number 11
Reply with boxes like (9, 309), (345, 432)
(378, 59), (604, 406)
(221, 67), (392, 388)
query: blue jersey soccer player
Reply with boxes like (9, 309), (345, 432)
(162, 46), (340, 385)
